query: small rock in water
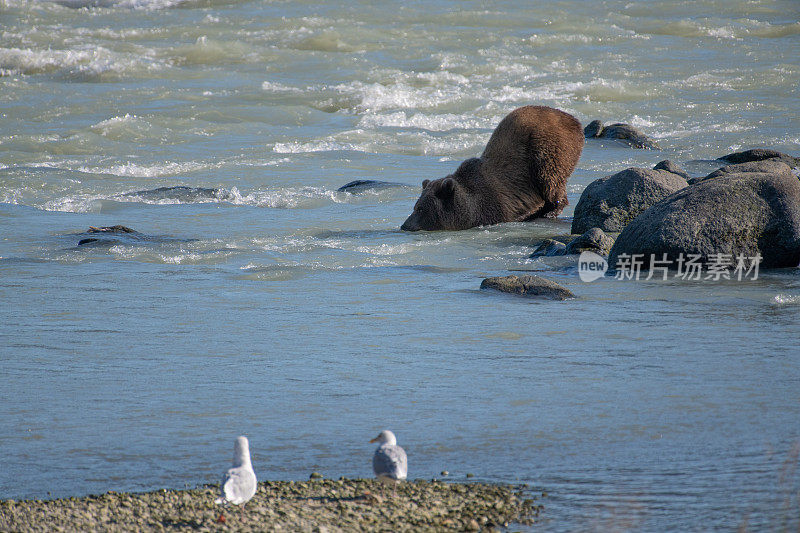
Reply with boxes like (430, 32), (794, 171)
(87, 225), (137, 234)
(440, 471), (449, 477)
(564, 228), (616, 256)
(529, 239), (567, 258)
(337, 180), (405, 193)
(480, 275), (575, 300)
(583, 119), (604, 138)
(309, 472), (323, 480)
(466, 473), (475, 478)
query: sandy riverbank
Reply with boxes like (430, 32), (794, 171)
(0, 478), (542, 532)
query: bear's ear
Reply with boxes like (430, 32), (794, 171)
(436, 178), (455, 200)
(422, 179), (430, 189)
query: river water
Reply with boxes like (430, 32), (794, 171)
(2, 0), (799, 530)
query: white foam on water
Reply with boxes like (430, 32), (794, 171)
(640, 18), (800, 41)
(273, 139), (366, 154)
(0, 45), (163, 77)
(90, 114), (149, 136)
(227, 186), (344, 209)
(628, 115), (658, 129)
(572, 78), (652, 102)
(482, 79), (620, 105)
(171, 36), (256, 66)
(261, 81), (305, 93)
(273, 128), (486, 157)
(338, 80), (467, 112)
(397, 131), (486, 157)
(528, 33), (593, 45)
(349, 243), (419, 256)
(678, 71), (736, 90)
(705, 26), (739, 40)
(357, 111), (493, 132)
(51, 0), (191, 10)
(77, 161), (211, 178)
(491, 62), (533, 76)
(772, 294), (800, 305)
(41, 196), (105, 213)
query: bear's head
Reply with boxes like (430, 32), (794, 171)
(401, 158), (481, 231)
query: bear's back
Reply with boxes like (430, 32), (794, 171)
(480, 106), (583, 206)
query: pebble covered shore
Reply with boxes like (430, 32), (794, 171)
(0, 478), (542, 532)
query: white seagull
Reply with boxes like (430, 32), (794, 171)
(215, 435), (257, 520)
(370, 430), (407, 491)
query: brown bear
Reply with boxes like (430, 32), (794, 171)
(400, 105), (583, 231)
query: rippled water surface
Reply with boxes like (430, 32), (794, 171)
(2, 0), (800, 530)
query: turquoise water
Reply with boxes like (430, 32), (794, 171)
(2, 0), (800, 530)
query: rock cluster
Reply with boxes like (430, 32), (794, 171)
(566, 149), (800, 271)
(0, 478), (542, 533)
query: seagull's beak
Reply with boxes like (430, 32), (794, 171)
(369, 436), (379, 443)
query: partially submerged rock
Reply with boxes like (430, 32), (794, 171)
(76, 226), (192, 248)
(337, 180), (405, 193)
(0, 478), (542, 532)
(87, 225), (137, 234)
(530, 229), (616, 258)
(572, 163), (689, 234)
(529, 239), (567, 258)
(480, 275), (575, 300)
(609, 162), (800, 269)
(564, 227), (616, 256)
(583, 120), (659, 149)
(79, 225), (140, 246)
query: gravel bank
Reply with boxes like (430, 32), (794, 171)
(0, 478), (542, 532)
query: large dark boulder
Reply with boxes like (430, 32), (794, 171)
(688, 160), (795, 185)
(703, 160), (795, 181)
(583, 120), (659, 149)
(572, 164), (688, 234)
(609, 163), (800, 269)
(719, 148), (800, 168)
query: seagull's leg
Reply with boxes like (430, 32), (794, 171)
(240, 502), (246, 521)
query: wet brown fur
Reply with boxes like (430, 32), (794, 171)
(401, 106), (584, 231)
